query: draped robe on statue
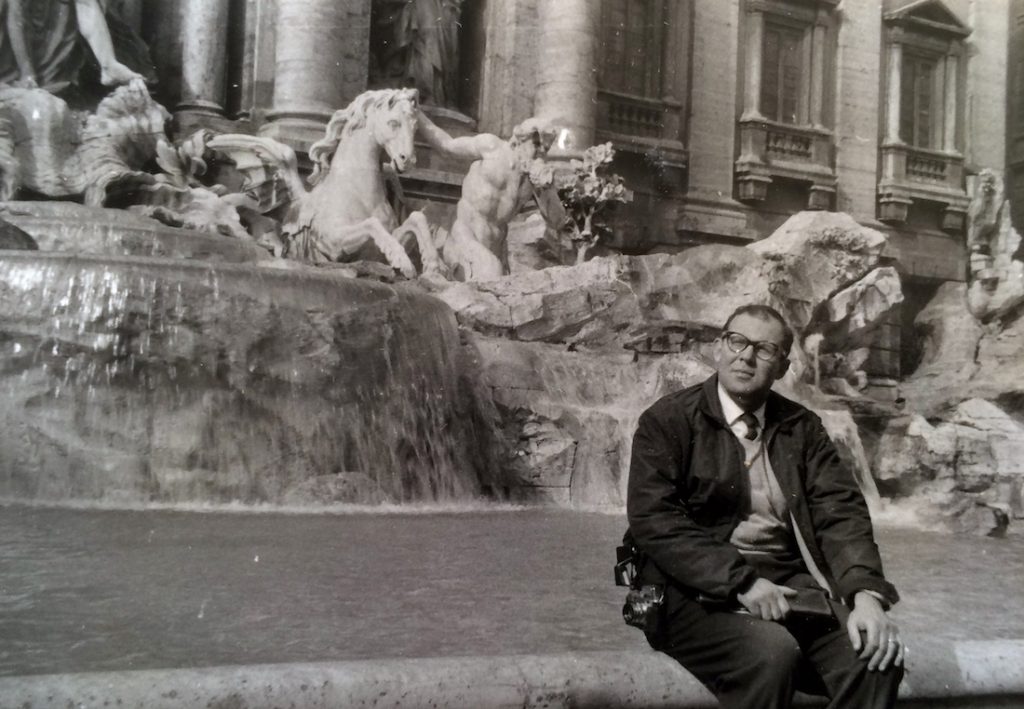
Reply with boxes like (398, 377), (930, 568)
(0, 0), (83, 90)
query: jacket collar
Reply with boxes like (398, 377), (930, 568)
(699, 375), (804, 432)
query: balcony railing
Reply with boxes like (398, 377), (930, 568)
(765, 125), (814, 161)
(735, 118), (835, 206)
(877, 143), (967, 231)
(905, 152), (948, 183)
(597, 90), (667, 140)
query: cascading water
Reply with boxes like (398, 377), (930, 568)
(0, 205), (491, 506)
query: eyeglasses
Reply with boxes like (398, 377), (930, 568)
(721, 331), (783, 362)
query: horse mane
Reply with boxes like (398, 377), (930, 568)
(308, 88), (419, 186)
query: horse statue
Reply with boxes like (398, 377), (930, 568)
(202, 88), (439, 277)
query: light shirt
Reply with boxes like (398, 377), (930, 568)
(718, 385), (764, 443)
(717, 384), (832, 595)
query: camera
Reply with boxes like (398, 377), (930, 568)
(622, 584), (664, 634)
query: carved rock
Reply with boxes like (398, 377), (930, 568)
(872, 402), (1024, 534)
(821, 267), (903, 347)
(0, 217), (36, 250)
(750, 211), (888, 329)
(470, 333), (711, 505)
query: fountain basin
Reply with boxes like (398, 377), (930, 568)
(0, 202), (271, 262)
(0, 251), (488, 504)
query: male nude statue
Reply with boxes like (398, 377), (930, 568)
(417, 111), (567, 281)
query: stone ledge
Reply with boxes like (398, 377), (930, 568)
(1, 642), (1022, 709)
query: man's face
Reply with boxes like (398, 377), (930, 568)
(713, 313), (790, 407)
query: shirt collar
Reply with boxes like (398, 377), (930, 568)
(717, 382), (765, 429)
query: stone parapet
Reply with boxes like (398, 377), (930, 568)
(1, 643), (1022, 709)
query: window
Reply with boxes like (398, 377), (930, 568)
(734, 0), (838, 208)
(595, 0), (688, 164)
(761, 23), (805, 125)
(878, 0), (970, 231)
(899, 53), (941, 149)
(599, 0), (662, 99)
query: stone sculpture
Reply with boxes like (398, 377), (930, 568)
(417, 110), (566, 281)
(0, 0), (143, 91)
(964, 170), (1024, 319)
(371, 0), (464, 107)
(0, 78), (168, 204)
(199, 88), (440, 276)
(555, 142), (632, 264)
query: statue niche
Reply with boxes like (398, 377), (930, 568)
(370, 0), (464, 108)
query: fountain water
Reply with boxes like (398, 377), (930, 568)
(0, 205), (492, 506)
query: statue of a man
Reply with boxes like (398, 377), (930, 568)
(0, 0), (141, 91)
(372, 0), (463, 107)
(417, 110), (567, 281)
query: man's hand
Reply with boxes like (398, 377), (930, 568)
(847, 591), (904, 671)
(736, 578), (797, 621)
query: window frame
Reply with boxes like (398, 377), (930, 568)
(877, 1), (971, 232)
(759, 15), (812, 127)
(594, 0), (689, 176)
(734, 0), (838, 208)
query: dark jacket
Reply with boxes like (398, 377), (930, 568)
(626, 375), (898, 608)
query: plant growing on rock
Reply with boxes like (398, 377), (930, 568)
(555, 143), (632, 264)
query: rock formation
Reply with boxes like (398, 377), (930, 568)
(871, 171), (1024, 534)
(433, 211), (903, 506)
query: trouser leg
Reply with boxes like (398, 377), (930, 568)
(787, 602), (903, 709)
(653, 590), (806, 709)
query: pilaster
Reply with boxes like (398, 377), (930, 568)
(679, 0), (750, 240)
(832, 0), (882, 220)
(741, 8), (765, 122)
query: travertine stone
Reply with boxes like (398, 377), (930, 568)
(534, 0), (599, 151)
(177, 0), (229, 115)
(263, 0), (370, 144)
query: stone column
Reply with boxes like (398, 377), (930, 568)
(741, 9), (765, 121)
(943, 52), (959, 152)
(177, 0), (230, 116)
(810, 20), (827, 128)
(884, 40), (903, 144)
(261, 0), (368, 146)
(534, 0), (599, 152)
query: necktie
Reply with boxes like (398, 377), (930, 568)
(739, 412), (759, 441)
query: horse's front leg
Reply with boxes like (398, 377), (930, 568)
(319, 217), (417, 278)
(393, 210), (442, 276)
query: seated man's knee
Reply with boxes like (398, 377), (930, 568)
(747, 622), (803, 671)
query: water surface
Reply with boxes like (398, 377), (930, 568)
(1, 505), (1021, 676)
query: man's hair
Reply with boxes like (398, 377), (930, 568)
(722, 304), (793, 356)
(510, 117), (558, 150)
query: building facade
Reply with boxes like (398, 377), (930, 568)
(128, 0), (1010, 382)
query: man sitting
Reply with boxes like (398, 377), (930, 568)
(626, 304), (904, 709)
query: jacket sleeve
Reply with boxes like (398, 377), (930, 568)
(626, 408), (758, 602)
(801, 415), (899, 607)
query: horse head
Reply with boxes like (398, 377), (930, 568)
(309, 88), (420, 185)
(370, 87), (419, 173)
